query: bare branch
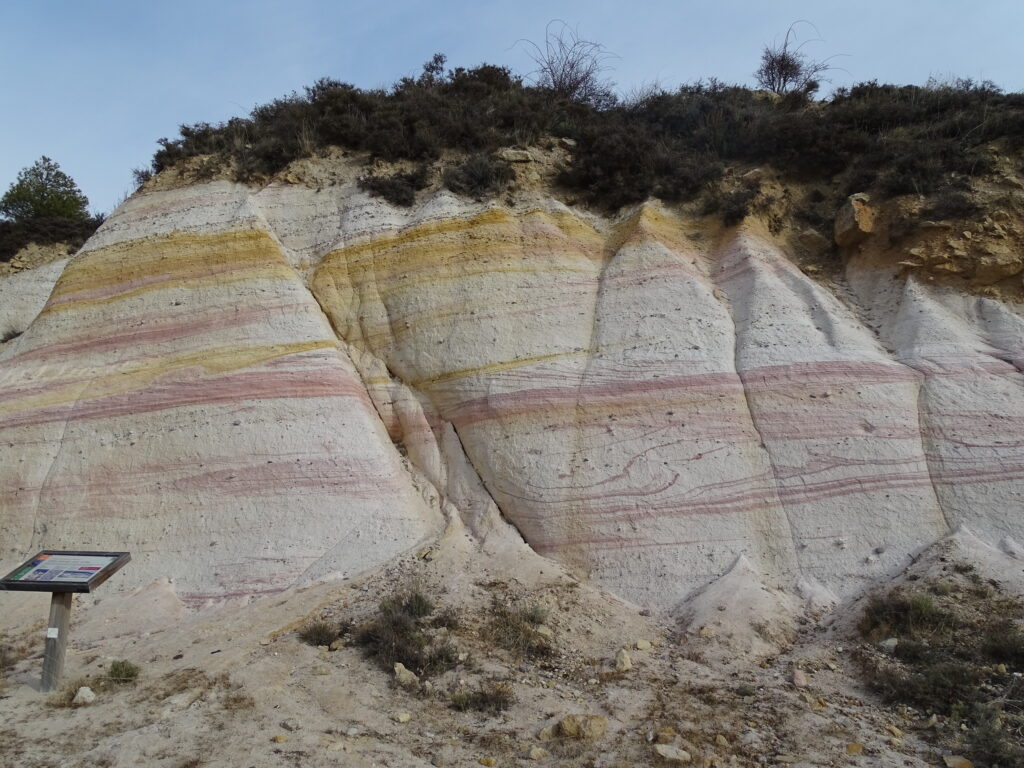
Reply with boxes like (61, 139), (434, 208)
(754, 22), (835, 96)
(519, 20), (617, 106)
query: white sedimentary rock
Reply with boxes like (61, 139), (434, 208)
(1, 177), (1022, 612)
(0, 258), (67, 344)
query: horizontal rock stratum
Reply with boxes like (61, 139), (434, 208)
(2, 174), (1022, 610)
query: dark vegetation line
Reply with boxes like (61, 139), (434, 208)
(142, 52), (1024, 213)
(0, 216), (104, 263)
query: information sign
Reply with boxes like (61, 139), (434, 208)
(1, 550), (130, 593)
(2, 550), (130, 692)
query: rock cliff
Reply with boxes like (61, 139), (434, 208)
(2, 161), (1022, 611)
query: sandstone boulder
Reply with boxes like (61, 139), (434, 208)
(654, 744), (691, 763)
(394, 663), (419, 688)
(498, 148), (532, 163)
(834, 193), (874, 247)
(973, 251), (1023, 284)
(558, 714), (608, 740)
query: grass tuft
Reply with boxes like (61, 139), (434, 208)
(450, 680), (516, 713)
(482, 599), (552, 658)
(381, 589), (435, 620)
(354, 588), (458, 677)
(431, 606), (461, 630)
(221, 689), (256, 711)
(108, 660), (140, 683)
(299, 620), (339, 647)
(858, 589), (958, 641)
(981, 620), (1024, 665)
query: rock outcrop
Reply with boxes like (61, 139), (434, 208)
(834, 193), (875, 248)
(2, 170), (1022, 610)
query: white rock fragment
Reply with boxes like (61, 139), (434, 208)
(72, 686), (96, 706)
(654, 744), (692, 763)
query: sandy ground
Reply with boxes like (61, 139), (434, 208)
(2, 522), (1018, 768)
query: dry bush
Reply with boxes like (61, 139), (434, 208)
(222, 691), (254, 710)
(856, 573), (1024, 765)
(859, 589), (959, 642)
(431, 606), (461, 630)
(144, 49), (1024, 219)
(982, 620), (1024, 666)
(521, 21), (617, 107)
(108, 660), (140, 683)
(968, 700), (1024, 766)
(155, 667), (212, 698)
(381, 590), (435, 619)
(449, 679), (516, 713)
(298, 620), (339, 647)
(354, 588), (458, 677)
(701, 178), (762, 225)
(358, 165), (431, 207)
(482, 599), (552, 658)
(442, 155), (513, 200)
(920, 190), (981, 221)
(48, 676), (103, 708)
(47, 659), (140, 707)
(754, 22), (835, 96)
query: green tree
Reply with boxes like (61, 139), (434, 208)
(0, 156), (90, 221)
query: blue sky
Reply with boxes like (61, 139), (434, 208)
(3, 0), (1020, 215)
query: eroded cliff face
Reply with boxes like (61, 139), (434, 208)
(1, 168), (1022, 610)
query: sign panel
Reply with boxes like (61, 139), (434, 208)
(0, 551), (130, 593)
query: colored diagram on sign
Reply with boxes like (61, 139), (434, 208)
(10, 554), (116, 582)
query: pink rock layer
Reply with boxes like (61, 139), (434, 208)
(1, 183), (1021, 610)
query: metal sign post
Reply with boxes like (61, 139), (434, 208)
(0, 551), (130, 692)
